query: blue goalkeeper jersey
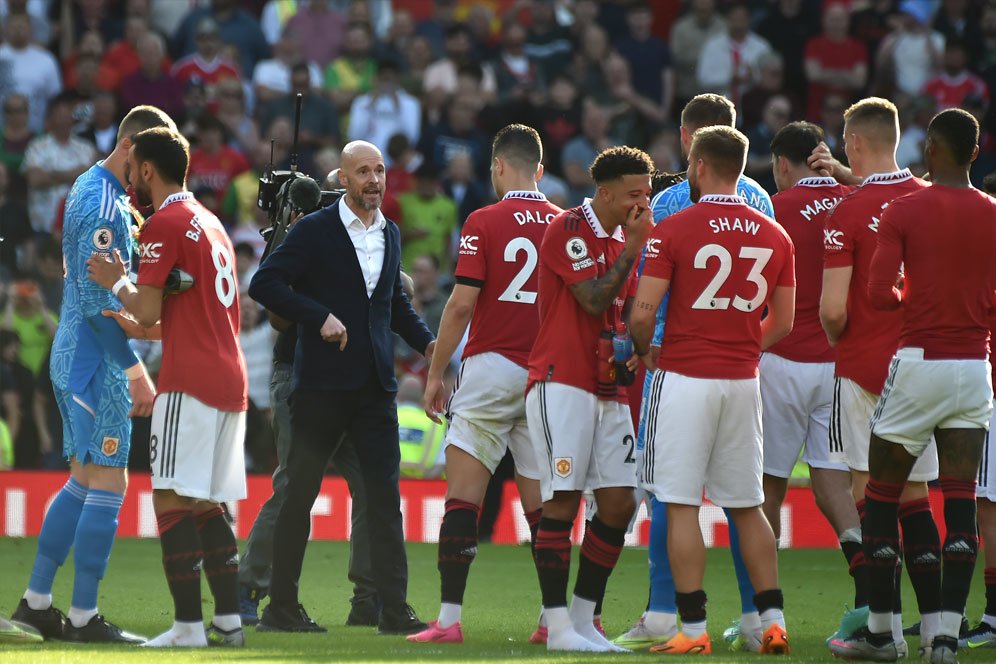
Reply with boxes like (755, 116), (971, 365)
(50, 162), (136, 394)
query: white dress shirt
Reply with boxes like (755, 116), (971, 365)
(339, 196), (386, 298)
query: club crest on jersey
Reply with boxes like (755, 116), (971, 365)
(566, 237), (588, 260)
(101, 436), (119, 456)
(92, 227), (113, 251)
(554, 457), (573, 478)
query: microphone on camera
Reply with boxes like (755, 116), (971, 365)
(288, 176), (322, 214)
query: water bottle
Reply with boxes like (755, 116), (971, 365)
(612, 325), (635, 386)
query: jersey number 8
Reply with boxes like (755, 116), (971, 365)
(211, 240), (237, 308)
(692, 243), (772, 312)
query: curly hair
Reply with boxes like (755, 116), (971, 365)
(589, 146), (654, 185)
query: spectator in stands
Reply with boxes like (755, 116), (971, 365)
(647, 127), (682, 174)
(63, 54), (100, 131)
(820, 92), (848, 162)
(410, 254), (447, 335)
(385, 133), (422, 195)
(401, 35), (435, 98)
(60, 29), (104, 90)
(465, 3), (500, 63)
(876, 0), (944, 100)
(225, 141), (280, 235)
(896, 94), (936, 170)
(259, 0), (299, 46)
(239, 296), (275, 423)
(398, 162), (458, 272)
(741, 51), (796, 131)
(347, 58), (421, 157)
(253, 24), (322, 106)
(924, 38), (989, 111)
(493, 21), (544, 109)
(934, 0), (984, 64)
(2, 0), (50, 46)
(0, 163), (31, 277)
(416, 0), (459, 57)
(532, 74), (581, 176)
(670, 0), (725, 109)
(98, 13), (166, 92)
(1, 278), (56, 377)
(0, 94), (34, 201)
(423, 24), (497, 103)
(804, 2), (869, 122)
(178, 79), (208, 138)
(562, 98), (615, 204)
(54, 0), (121, 49)
(0, 12), (62, 133)
(187, 113), (250, 202)
(173, 0), (270, 75)
(216, 77), (259, 156)
(443, 150), (489, 228)
(260, 63), (340, 153)
(526, 0), (573, 82)
(571, 23), (613, 103)
(170, 17), (241, 103)
(603, 51), (668, 144)
(757, 0), (819, 103)
(33, 236), (63, 313)
(382, 7), (416, 67)
(566, 0), (600, 44)
(22, 96), (94, 233)
(120, 32), (184, 118)
(76, 90), (117, 155)
(615, 1), (674, 124)
(745, 94), (791, 193)
(324, 21), (377, 116)
(286, 0), (347, 70)
(0, 327), (38, 469)
(419, 98), (489, 178)
(697, 2), (773, 111)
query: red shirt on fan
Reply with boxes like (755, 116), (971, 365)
(171, 55), (240, 90)
(643, 194), (795, 380)
(924, 72), (989, 111)
(527, 199), (635, 402)
(187, 146), (250, 199)
(455, 190), (563, 367)
(137, 192), (248, 412)
(804, 35), (868, 121)
(823, 169), (928, 394)
(868, 185), (996, 359)
(769, 176), (851, 363)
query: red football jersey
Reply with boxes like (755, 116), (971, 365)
(171, 55), (241, 91)
(527, 200), (635, 402)
(868, 185), (996, 359)
(823, 169), (928, 394)
(187, 147), (250, 199)
(137, 192), (248, 412)
(455, 190), (563, 367)
(924, 72), (989, 111)
(643, 194), (795, 380)
(769, 177), (851, 363)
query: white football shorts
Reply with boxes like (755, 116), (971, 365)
(979, 402), (996, 501)
(760, 353), (847, 478)
(446, 352), (540, 479)
(150, 392), (247, 503)
(643, 371), (764, 508)
(829, 376), (938, 481)
(526, 381), (637, 502)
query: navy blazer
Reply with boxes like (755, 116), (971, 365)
(248, 202), (434, 393)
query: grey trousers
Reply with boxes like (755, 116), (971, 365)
(238, 362), (377, 604)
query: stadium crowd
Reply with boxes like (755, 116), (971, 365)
(0, 0), (992, 475)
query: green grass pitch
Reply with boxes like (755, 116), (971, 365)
(0, 537), (988, 662)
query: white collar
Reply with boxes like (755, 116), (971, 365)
(796, 176), (839, 188)
(698, 194), (747, 205)
(862, 169), (913, 186)
(580, 198), (625, 241)
(159, 191), (194, 210)
(339, 196), (386, 230)
(502, 190), (547, 201)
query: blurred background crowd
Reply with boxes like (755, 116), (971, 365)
(0, 0), (991, 485)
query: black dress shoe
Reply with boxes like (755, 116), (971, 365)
(63, 614), (146, 643)
(378, 603), (426, 635)
(345, 599), (380, 627)
(11, 599), (66, 640)
(257, 603), (327, 632)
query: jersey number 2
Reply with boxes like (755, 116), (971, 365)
(211, 240), (236, 308)
(691, 244), (772, 312)
(498, 238), (537, 304)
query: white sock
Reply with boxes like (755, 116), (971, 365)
(569, 596), (627, 652)
(741, 610), (762, 635)
(23, 590), (52, 611)
(68, 607), (98, 628)
(545, 606), (571, 633)
(983, 614), (996, 629)
(919, 612), (940, 644)
(938, 611), (963, 639)
(892, 613), (903, 643)
(683, 619), (707, 638)
(868, 611), (892, 636)
(437, 603), (461, 629)
(760, 608), (785, 631)
(142, 620), (207, 648)
(644, 610), (677, 636)
(212, 613), (241, 632)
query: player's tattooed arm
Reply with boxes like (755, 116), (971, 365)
(568, 251), (637, 316)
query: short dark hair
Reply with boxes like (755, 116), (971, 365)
(492, 124), (543, 171)
(770, 121), (825, 166)
(690, 125), (749, 181)
(132, 128), (190, 187)
(386, 133), (410, 160)
(118, 105), (176, 143)
(681, 94), (736, 132)
(651, 170), (686, 196)
(195, 112), (226, 135)
(589, 146), (654, 184)
(927, 108), (979, 165)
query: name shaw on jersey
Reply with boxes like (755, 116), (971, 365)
(709, 216), (761, 235)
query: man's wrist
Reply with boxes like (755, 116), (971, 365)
(112, 277), (131, 297)
(125, 362), (145, 380)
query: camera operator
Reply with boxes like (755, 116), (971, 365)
(248, 141), (434, 634)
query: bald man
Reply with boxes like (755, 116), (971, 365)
(249, 141), (436, 635)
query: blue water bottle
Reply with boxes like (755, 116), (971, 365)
(612, 325), (635, 386)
